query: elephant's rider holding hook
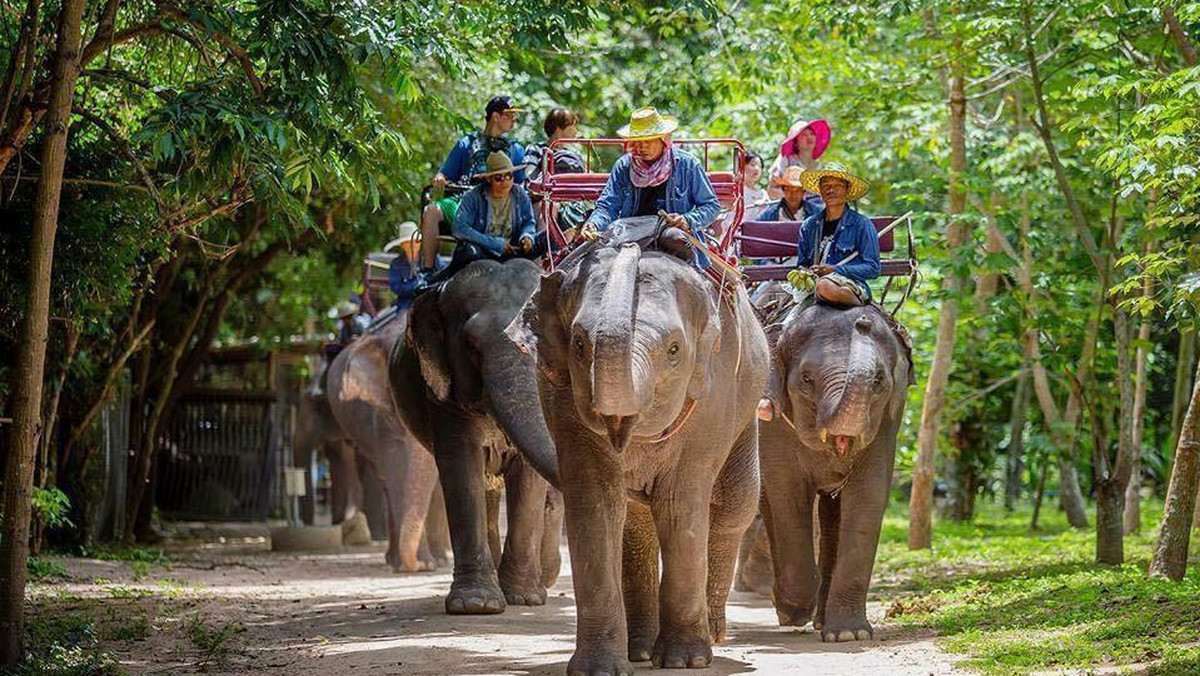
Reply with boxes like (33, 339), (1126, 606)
(418, 95), (527, 285)
(438, 151), (538, 277)
(573, 106), (721, 262)
(759, 164), (880, 422)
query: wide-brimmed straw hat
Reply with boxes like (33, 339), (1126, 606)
(773, 165), (806, 188)
(328, 300), (359, 319)
(475, 151), (522, 178)
(780, 119), (832, 160)
(617, 106), (680, 140)
(800, 164), (870, 201)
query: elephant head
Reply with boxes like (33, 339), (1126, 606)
(768, 304), (913, 458)
(407, 259), (560, 486)
(510, 244), (722, 452)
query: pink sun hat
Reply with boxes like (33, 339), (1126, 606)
(779, 118), (832, 160)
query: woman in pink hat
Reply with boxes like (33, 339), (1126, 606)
(767, 118), (831, 199)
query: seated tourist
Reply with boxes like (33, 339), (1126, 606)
(759, 166), (823, 222)
(767, 118), (831, 199)
(796, 164), (879, 307)
(525, 107), (588, 253)
(441, 151), (537, 277)
(577, 106), (720, 262)
(418, 95), (526, 283)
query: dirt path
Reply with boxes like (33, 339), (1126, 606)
(32, 543), (963, 675)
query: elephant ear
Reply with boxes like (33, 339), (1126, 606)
(409, 291), (452, 402)
(505, 270), (570, 386)
(765, 328), (790, 416)
(686, 285), (723, 400)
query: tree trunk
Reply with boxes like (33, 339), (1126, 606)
(0, 0), (85, 664)
(1169, 330), (1197, 458)
(1031, 456), (1049, 530)
(1006, 365), (1031, 510)
(1148, 358), (1200, 580)
(909, 14), (969, 550)
(1094, 309), (1135, 565)
(1123, 270), (1153, 534)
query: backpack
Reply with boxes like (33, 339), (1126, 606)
(466, 131), (516, 181)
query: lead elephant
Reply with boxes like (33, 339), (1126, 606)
(389, 259), (563, 615)
(758, 301), (913, 642)
(327, 311), (450, 572)
(509, 243), (768, 675)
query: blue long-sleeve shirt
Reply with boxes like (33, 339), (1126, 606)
(587, 150), (721, 236)
(797, 207), (881, 298)
(440, 132), (526, 184)
(452, 184), (537, 256)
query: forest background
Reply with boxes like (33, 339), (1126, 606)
(1, 0), (1199, 672)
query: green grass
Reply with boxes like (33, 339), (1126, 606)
(4, 613), (123, 676)
(876, 499), (1200, 675)
(27, 556), (70, 581)
(184, 613), (242, 670)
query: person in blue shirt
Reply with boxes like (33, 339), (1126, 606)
(414, 152), (537, 287)
(759, 165), (824, 222)
(576, 107), (720, 262)
(795, 165), (880, 306)
(418, 96), (527, 283)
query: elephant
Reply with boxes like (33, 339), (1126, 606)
(326, 311), (450, 572)
(388, 258), (563, 615)
(294, 366), (386, 540)
(508, 242), (769, 675)
(756, 301), (913, 642)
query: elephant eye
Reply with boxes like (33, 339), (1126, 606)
(872, 369), (886, 393)
(574, 337), (587, 361)
(667, 342), (681, 365)
(801, 372), (813, 384)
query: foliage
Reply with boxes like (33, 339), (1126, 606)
(878, 501), (1200, 675)
(26, 556), (70, 582)
(184, 613), (242, 670)
(31, 487), (74, 533)
(4, 613), (122, 676)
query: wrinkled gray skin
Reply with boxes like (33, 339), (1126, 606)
(758, 302), (913, 642)
(326, 315), (454, 572)
(389, 259), (563, 615)
(510, 244), (768, 675)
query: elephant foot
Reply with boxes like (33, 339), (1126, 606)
(416, 547), (440, 572)
(567, 650), (634, 676)
(819, 615), (873, 643)
(651, 634), (712, 669)
(445, 576), (506, 615)
(773, 600), (813, 627)
(627, 631), (656, 663)
(501, 583), (547, 606)
(540, 551), (562, 589)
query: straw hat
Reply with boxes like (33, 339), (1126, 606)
(328, 300), (359, 319)
(781, 119), (832, 160)
(475, 151), (522, 178)
(772, 165), (806, 188)
(800, 164), (870, 201)
(385, 221), (421, 261)
(617, 106), (680, 140)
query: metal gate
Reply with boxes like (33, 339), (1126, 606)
(155, 390), (277, 521)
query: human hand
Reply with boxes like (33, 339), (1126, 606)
(503, 242), (515, 256)
(812, 264), (835, 276)
(521, 237), (533, 253)
(581, 224), (600, 241)
(562, 227), (577, 243)
(664, 213), (688, 230)
(432, 173), (448, 190)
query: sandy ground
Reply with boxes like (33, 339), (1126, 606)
(30, 542), (964, 676)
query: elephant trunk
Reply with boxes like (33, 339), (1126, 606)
(482, 339), (561, 488)
(590, 245), (649, 451)
(818, 315), (878, 456)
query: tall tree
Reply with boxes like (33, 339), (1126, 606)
(910, 4), (970, 550)
(0, 0), (86, 663)
(1149, 359), (1200, 580)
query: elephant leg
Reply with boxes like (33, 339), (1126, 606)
(432, 415), (504, 614)
(385, 436), (439, 573)
(819, 447), (892, 643)
(561, 439), (631, 676)
(622, 500), (659, 663)
(650, 480), (713, 669)
(706, 424), (760, 644)
(735, 517), (774, 597)
(425, 479), (451, 567)
(498, 456), (549, 606)
(485, 475), (502, 568)
(760, 455), (818, 627)
(326, 441), (358, 524)
(813, 492), (840, 631)
(359, 456), (388, 541)
(540, 487), (563, 589)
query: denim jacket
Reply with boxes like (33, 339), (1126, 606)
(587, 149), (721, 237)
(797, 207), (881, 299)
(759, 194), (824, 222)
(452, 184), (537, 257)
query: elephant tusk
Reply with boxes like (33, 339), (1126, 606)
(820, 428), (828, 444)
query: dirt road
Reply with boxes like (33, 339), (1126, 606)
(32, 543), (963, 675)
